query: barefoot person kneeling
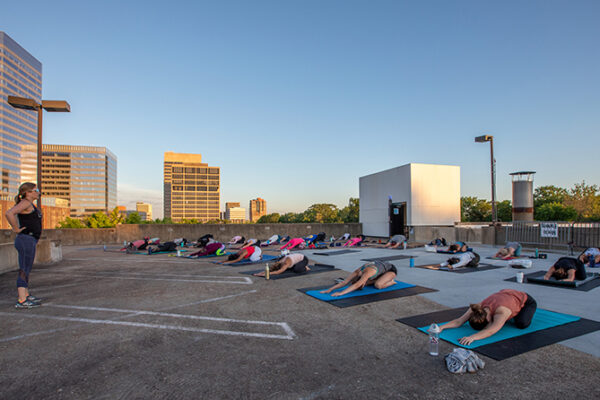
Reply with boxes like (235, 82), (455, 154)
(319, 260), (397, 297)
(438, 289), (537, 345)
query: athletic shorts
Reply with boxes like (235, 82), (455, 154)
(291, 255), (309, 273)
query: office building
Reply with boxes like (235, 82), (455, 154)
(37, 144), (117, 217)
(0, 32), (42, 195)
(249, 197), (267, 222)
(0, 194), (69, 229)
(225, 202), (240, 209)
(136, 202), (153, 221)
(226, 207), (246, 223)
(163, 152), (220, 222)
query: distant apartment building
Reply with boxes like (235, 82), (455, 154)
(136, 202), (152, 221)
(226, 207), (246, 223)
(34, 144), (117, 217)
(163, 152), (220, 222)
(0, 194), (69, 229)
(0, 32), (42, 195)
(249, 197), (267, 222)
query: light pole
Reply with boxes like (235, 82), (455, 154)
(7, 96), (70, 206)
(475, 134), (497, 223)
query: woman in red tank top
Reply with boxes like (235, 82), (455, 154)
(438, 289), (537, 345)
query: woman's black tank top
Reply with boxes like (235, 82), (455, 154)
(17, 203), (42, 240)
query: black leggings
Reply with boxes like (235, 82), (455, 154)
(513, 294), (537, 329)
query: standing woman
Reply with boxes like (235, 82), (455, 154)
(5, 182), (42, 308)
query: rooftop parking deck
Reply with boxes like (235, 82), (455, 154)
(0, 243), (598, 399)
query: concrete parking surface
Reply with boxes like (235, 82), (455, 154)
(1, 244), (599, 399)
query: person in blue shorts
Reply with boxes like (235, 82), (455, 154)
(319, 260), (397, 297)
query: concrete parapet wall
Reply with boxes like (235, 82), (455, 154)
(0, 239), (63, 274)
(411, 226), (457, 243)
(0, 223), (362, 246)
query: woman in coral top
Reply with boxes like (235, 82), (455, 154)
(438, 289), (537, 345)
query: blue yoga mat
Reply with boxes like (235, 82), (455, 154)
(212, 254), (279, 265)
(306, 281), (415, 301)
(418, 309), (580, 349)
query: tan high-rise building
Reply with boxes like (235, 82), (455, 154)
(249, 197), (267, 222)
(225, 207), (246, 223)
(164, 152), (220, 222)
(37, 144), (117, 217)
(225, 202), (240, 209)
(136, 202), (153, 221)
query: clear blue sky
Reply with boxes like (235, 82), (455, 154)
(3, 0), (599, 218)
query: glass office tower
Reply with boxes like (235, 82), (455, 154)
(0, 32), (42, 195)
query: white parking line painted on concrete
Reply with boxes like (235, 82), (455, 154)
(37, 269), (247, 279)
(65, 257), (195, 264)
(0, 290), (259, 343)
(35, 271), (253, 285)
(0, 310), (296, 340)
(160, 290), (258, 310)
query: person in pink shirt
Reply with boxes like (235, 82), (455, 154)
(438, 289), (537, 345)
(343, 235), (365, 247)
(279, 238), (306, 250)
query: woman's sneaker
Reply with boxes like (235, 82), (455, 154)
(15, 299), (40, 309)
(27, 295), (42, 304)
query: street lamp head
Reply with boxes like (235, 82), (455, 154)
(41, 100), (70, 112)
(474, 135), (493, 143)
(7, 95), (39, 110)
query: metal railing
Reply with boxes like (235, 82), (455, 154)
(505, 221), (600, 252)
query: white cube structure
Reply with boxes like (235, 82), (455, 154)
(359, 163), (461, 237)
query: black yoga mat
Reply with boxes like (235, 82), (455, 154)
(504, 271), (600, 292)
(360, 255), (413, 262)
(297, 284), (436, 308)
(414, 263), (504, 273)
(397, 307), (600, 361)
(239, 263), (339, 280)
(312, 250), (360, 256)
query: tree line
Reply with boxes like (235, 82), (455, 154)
(461, 181), (599, 222)
(57, 198), (359, 228)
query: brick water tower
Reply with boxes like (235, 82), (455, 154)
(510, 171), (536, 221)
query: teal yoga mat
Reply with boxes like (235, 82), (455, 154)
(306, 281), (415, 301)
(418, 309), (580, 349)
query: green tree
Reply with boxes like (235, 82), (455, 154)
(279, 212), (301, 223)
(85, 212), (115, 228)
(257, 213), (281, 223)
(496, 200), (512, 222)
(535, 202), (577, 221)
(339, 198), (359, 223)
(57, 217), (87, 228)
(125, 212), (142, 224)
(108, 207), (124, 225)
(534, 185), (568, 209)
(564, 181), (600, 221)
(303, 204), (342, 223)
(461, 196), (491, 222)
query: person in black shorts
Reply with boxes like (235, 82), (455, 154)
(5, 182), (43, 309)
(253, 253), (311, 277)
(319, 260), (397, 297)
(544, 257), (587, 281)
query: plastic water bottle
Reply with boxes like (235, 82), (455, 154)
(535, 248), (539, 258)
(176, 249), (181, 257)
(265, 263), (270, 280)
(403, 241), (407, 250)
(428, 323), (441, 356)
(410, 258), (415, 268)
